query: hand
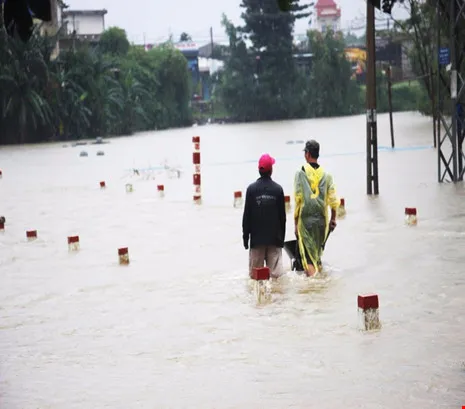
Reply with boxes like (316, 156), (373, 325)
(243, 238), (249, 250)
(329, 219), (337, 231)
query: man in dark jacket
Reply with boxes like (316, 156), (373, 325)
(242, 154), (286, 279)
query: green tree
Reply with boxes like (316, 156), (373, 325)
(344, 31), (364, 47)
(216, 15), (256, 121)
(307, 30), (362, 117)
(149, 45), (192, 127)
(179, 32), (192, 42)
(0, 27), (53, 144)
(219, 0), (310, 121)
(0, 20), (193, 145)
(393, 0), (460, 117)
(99, 27), (130, 57)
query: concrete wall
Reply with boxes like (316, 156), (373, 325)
(315, 15), (341, 33)
(64, 14), (105, 35)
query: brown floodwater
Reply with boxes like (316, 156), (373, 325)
(0, 111), (464, 408)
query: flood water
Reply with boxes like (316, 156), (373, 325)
(0, 111), (464, 408)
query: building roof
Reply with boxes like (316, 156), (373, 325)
(198, 42), (225, 58)
(63, 9), (108, 17)
(315, 0), (338, 8)
(315, 0), (341, 18)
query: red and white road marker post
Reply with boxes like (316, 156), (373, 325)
(157, 184), (164, 198)
(405, 207), (417, 226)
(193, 136), (201, 204)
(233, 191), (242, 208)
(284, 195), (291, 213)
(68, 235), (80, 251)
(118, 247), (129, 265)
(358, 294), (381, 331)
(26, 230), (37, 241)
(251, 267), (272, 304)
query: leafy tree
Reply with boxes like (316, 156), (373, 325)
(179, 32), (192, 42)
(0, 21), (193, 144)
(218, 0), (310, 121)
(307, 30), (362, 117)
(149, 45), (192, 127)
(344, 32), (364, 47)
(0, 26), (52, 143)
(99, 27), (130, 57)
(216, 15), (256, 121)
(392, 0), (460, 117)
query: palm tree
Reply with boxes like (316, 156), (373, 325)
(117, 68), (152, 134)
(0, 27), (53, 143)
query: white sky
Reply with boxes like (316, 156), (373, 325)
(65, 0), (409, 45)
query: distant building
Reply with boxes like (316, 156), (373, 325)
(59, 9), (107, 51)
(62, 9), (107, 39)
(144, 41), (213, 101)
(173, 41), (200, 85)
(36, 0), (62, 36)
(33, 0), (65, 59)
(314, 0), (341, 33)
(173, 41), (214, 101)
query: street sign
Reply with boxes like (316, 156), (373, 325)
(439, 47), (450, 66)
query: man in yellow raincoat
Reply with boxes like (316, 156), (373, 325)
(294, 140), (339, 277)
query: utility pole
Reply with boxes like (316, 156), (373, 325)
(210, 26), (213, 53)
(210, 26), (214, 118)
(431, 66), (437, 148)
(449, 0), (459, 181)
(387, 65), (395, 148)
(366, 0), (379, 195)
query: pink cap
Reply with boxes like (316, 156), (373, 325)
(258, 154), (275, 171)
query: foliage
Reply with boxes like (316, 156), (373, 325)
(217, 0), (310, 121)
(306, 30), (363, 117)
(99, 27), (130, 57)
(391, 0), (459, 117)
(344, 32), (365, 47)
(0, 23), (192, 144)
(179, 32), (192, 42)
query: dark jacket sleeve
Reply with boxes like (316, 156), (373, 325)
(277, 186), (286, 245)
(242, 186), (251, 242)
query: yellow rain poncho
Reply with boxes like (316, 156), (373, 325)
(294, 163), (339, 273)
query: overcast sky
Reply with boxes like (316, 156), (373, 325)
(66, 0), (409, 45)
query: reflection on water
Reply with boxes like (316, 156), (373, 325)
(0, 112), (464, 408)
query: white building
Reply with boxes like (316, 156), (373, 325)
(62, 9), (107, 37)
(314, 0), (341, 33)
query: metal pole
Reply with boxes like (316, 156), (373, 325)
(387, 65), (395, 148)
(437, 0), (441, 182)
(210, 26), (214, 117)
(450, 0), (458, 182)
(366, 0), (379, 195)
(431, 66), (437, 148)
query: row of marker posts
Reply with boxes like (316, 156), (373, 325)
(2, 227), (130, 265)
(250, 265), (382, 331)
(2, 151), (185, 264)
(100, 180), (165, 198)
(0, 141), (420, 330)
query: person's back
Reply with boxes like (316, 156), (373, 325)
(242, 154), (286, 279)
(245, 177), (285, 248)
(294, 140), (339, 277)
